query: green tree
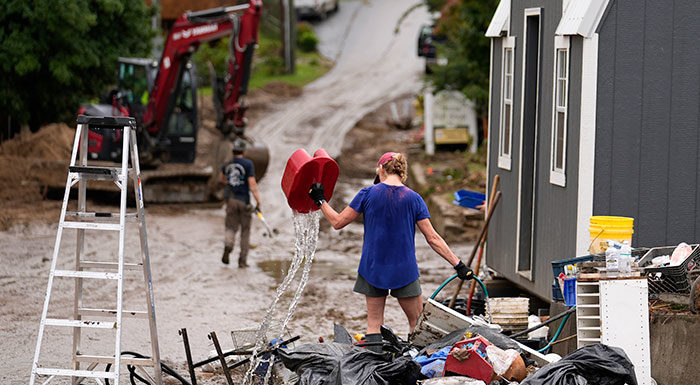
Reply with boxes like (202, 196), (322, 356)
(0, 0), (154, 132)
(429, 0), (498, 121)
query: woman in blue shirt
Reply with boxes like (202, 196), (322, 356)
(309, 152), (472, 350)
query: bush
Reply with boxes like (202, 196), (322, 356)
(298, 32), (319, 53)
(257, 39), (285, 75)
(296, 23), (318, 53)
(296, 22), (314, 38)
(0, 0), (154, 130)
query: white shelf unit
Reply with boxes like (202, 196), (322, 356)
(576, 278), (651, 385)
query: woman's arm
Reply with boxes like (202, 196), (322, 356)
(320, 203), (360, 230)
(417, 218), (460, 266)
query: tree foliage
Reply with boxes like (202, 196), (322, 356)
(0, 0), (154, 131)
(429, 0), (498, 118)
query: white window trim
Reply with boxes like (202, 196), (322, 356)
(550, 35), (569, 187)
(498, 36), (516, 170)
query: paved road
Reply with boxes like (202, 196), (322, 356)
(253, 0), (429, 223)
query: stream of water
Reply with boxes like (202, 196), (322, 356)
(243, 210), (321, 385)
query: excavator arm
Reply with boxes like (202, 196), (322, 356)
(142, 0), (262, 139)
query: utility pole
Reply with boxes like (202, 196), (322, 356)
(151, 0), (163, 57)
(280, 0), (296, 74)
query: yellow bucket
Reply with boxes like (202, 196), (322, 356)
(588, 216), (634, 254)
(590, 216), (634, 227)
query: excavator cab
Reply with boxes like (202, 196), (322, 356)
(161, 60), (198, 163)
(117, 57), (197, 163)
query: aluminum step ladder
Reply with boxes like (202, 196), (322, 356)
(29, 115), (162, 385)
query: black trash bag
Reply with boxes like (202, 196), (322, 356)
(521, 344), (638, 385)
(333, 323), (354, 345)
(277, 342), (421, 385)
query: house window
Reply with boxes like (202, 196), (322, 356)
(498, 36), (515, 170)
(550, 36), (569, 187)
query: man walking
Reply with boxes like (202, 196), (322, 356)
(220, 139), (261, 267)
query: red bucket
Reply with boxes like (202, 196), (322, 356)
(281, 149), (339, 213)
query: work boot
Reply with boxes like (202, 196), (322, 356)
(238, 255), (249, 268)
(221, 246), (232, 265)
(364, 333), (383, 353)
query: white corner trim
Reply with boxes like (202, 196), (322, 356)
(550, 171), (566, 187)
(498, 156), (512, 170)
(575, 34), (599, 255)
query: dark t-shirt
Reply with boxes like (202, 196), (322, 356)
(349, 183), (431, 289)
(221, 157), (255, 203)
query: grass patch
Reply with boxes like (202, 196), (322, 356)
(193, 29), (332, 93)
(248, 32), (332, 90)
(249, 51), (332, 89)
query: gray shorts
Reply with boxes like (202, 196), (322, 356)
(353, 274), (422, 298)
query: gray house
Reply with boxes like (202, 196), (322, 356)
(485, 0), (700, 300)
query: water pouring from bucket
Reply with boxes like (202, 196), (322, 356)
(244, 149), (339, 385)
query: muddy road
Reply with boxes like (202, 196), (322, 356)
(0, 1), (474, 382)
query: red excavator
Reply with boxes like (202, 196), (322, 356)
(78, 0), (269, 202)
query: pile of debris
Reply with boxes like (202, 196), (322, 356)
(266, 323), (638, 385)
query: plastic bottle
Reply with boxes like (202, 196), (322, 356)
(619, 241), (632, 274)
(605, 240), (621, 272)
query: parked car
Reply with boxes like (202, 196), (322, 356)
(417, 24), (446, 73)
(295, 0), (339, 20)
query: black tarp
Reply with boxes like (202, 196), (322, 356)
(521, 344), (638, 385)
(277, 342), (421, 385)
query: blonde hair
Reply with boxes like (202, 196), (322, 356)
(381, 153), (408, 182)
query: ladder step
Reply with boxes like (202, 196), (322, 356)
(62, 221), (121, 231)
(34, 367), (117, 379)
(53, 270), (120, 280)
(66, 211), (138, 222)
(80, 261), (143, 271)
(44, 318), (117, 329)
(78, 307), (148, 319)
(75, 354), (154, 366)
(68, 166), (133, 181)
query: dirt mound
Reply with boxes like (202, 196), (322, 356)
(0, 124), (74, 229)
(0, 123), (74, 160)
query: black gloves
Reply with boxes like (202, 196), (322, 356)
(454, 261), (474, 280)
(309, 183), (326, 207)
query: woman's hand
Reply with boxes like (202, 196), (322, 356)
(454, 261), (474, 280)
(309, 183), (326, 206)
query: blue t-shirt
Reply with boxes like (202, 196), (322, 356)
(221, 157), (255, 203)
(349, 183), (431, 289)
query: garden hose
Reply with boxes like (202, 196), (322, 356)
(537, 311), (573, 353)
(431, 274), (489, 301)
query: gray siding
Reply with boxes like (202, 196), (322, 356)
(594, 0), (700, 246)
(488, 0), (579, 300)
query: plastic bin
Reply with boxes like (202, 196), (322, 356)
(551, 255), (597, 301)
(444, 336), (494, 383)
(453, 189), (486, 209)
(563, 278), (577, 306)
(638, 245), (700, 294)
